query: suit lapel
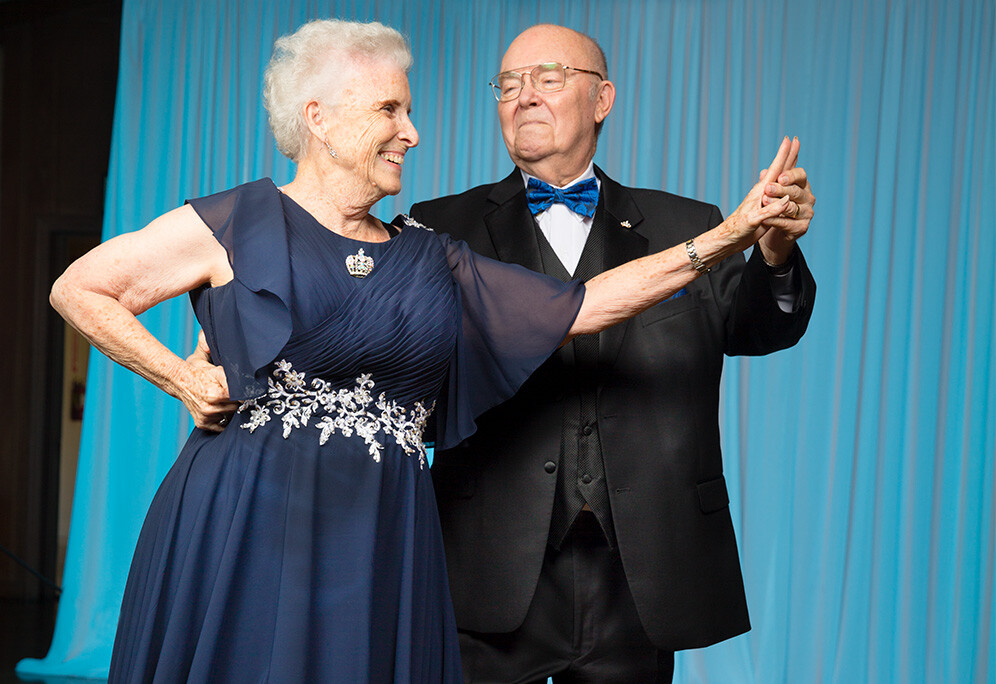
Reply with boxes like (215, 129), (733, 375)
(594, 167), (649, 367)
(485, 170), (544, 272)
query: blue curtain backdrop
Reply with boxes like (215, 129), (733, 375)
(18, 0), (994, 682)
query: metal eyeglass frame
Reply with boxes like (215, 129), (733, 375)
(489, 62), (605, 102)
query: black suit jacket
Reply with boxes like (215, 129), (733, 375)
(410, 166), (816, 651)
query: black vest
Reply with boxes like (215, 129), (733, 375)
(532, 203), (616, 549)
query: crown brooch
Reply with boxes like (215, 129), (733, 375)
(345, 248), (375, 278)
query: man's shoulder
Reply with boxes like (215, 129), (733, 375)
(603, 177), (719, 217)
(410, 181), (504, 219)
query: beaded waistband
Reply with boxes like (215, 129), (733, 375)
(237, 360), (434, 468)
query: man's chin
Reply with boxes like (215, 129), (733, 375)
(513, 143), (554, 163)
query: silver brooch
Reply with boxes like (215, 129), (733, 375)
(402, 214), (433, 231)
(620, 220), (632, 228)
(345, 248), (374, 278)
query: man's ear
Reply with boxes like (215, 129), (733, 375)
(593, 80), (616, 124)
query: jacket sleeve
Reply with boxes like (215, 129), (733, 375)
(700, 205), (817, 356)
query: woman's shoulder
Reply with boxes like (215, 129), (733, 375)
(187, 178), (282, 238)
(390, 213), (456, 248)
(390, 213), (436, 234)
(189, 177), (278, 206)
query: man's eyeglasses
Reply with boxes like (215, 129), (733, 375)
(489, 62), (604, 102)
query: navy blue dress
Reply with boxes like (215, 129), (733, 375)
(107, 179), (584, 683)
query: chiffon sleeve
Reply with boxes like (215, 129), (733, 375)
(186, 178), (292, 399)
(428, 230), (585, 450)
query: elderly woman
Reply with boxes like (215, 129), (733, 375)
(51, 18), (799, 684)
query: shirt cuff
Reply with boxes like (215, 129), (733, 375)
(764, 248), (802, 313)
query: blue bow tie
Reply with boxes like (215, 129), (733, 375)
(526, 176), (599, 218)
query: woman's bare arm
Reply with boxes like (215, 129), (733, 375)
(50, 204), (238, 431)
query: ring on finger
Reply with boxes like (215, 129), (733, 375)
(219, 416), (229, 427)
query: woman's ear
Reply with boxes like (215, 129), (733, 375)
(303, 100), (326, 138)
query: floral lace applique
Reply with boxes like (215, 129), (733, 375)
(238, 360), (434, 468)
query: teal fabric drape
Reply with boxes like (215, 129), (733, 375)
(18, 0), (994, 682)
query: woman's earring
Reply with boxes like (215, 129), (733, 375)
(323, 138), (338, 159)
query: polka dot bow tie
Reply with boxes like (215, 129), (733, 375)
(525, 177), (599, 218)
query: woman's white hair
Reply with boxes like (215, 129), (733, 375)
(264, 19), (413, 162)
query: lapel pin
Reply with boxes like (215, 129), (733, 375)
(620, 220), (631, 228)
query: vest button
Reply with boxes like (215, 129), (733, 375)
(544, 461), (557, 473)
(581, 474), (593, 484)
(581, 424), (594, 436)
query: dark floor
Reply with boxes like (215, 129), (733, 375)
(0, 598), (69, 684)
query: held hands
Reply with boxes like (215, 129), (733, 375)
(758, 136), (814, 264)
(719, 136), (814, 264)
(179, 330), (238, 432)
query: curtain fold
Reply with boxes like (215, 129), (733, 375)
(18, 0), (994, 681)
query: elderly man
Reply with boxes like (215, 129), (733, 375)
(410, 24), (816, 683)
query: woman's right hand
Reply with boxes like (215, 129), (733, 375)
(180, 330), (238, 432)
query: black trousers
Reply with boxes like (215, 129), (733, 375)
(458, 512), (674, 683)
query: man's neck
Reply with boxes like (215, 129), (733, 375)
(518, 156), (596, 188)
(520, 160), (596, 190)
